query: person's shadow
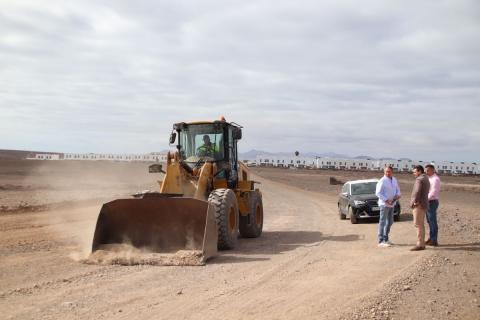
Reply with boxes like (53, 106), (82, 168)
(399, 213), (414, 221)
(210, 231), (363, 264)
(436, 242), (480, 252)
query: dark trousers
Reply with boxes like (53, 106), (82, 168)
(426, 199), (439, 242)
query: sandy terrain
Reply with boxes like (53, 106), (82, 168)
(0, 161), (479, 319)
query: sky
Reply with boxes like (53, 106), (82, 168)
(1, 0), (479, 162)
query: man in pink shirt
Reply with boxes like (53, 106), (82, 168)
(425, 164), (441, 246)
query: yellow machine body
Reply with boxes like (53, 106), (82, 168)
(91, 120), (262, 262)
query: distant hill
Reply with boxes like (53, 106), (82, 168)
(354, 155), (375, 160)
(308, 152), (350, 159)
(239, 149), (275, 159)
(239, 150), (350, 160)
(238, 150), (421, 161)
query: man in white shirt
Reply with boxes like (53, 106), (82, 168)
(375, 166), (401, 247)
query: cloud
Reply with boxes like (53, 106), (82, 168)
(0, 0), (479, 161)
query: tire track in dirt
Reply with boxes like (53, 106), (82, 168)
(0, 266), (120, 298)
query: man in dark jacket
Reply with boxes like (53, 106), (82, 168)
(410, 165), (430, 251)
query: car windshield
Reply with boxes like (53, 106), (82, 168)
(351, 182), (377, 195)
(178, 124), (224, 162)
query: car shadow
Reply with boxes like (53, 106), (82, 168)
(209, 231), (363, 264)
(353, 213), (413, 224)
(354, 217), (379, 224)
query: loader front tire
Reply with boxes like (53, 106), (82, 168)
(239, 191), (263, 238)
(208, 189), (239, 250)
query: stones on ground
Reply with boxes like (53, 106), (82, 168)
(61, 301), (76, 309)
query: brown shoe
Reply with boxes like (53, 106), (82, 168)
(425, 239), (432, 245)
(410, 246), (426, 251)
(430, 241), (438, 247)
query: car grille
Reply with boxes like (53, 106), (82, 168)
(366, 200), (380, 216)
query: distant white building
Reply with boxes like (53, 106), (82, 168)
(315, 158), (350, 170)
(397, 159), (414, 172)
(29, 152), (167, 162)
(434, 160), (454, 174)
(453, 162), (477, 175)
(312, 157), (479, 175)
(256, 156), (274, 167)
(63, 153), (167, 162)
(33, 153), (61, 160)
(256, 155), (315, 169)
(274, 157), (288, 168)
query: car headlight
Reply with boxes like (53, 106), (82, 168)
(353, 200), (366, 206)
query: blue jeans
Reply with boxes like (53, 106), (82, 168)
(426, 200), (439, 242)
(378, 205), (394, 243)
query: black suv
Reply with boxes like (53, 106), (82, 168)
(338, 179), (401, 224)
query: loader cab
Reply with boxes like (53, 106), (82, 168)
(172, 121), (242, 187)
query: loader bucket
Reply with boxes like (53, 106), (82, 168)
(91, 196), (218, 261)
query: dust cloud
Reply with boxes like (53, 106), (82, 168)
(87, 244), (205, 266)
(86, 219), (207, 266)
(24, 160), (161, 261)
(10, 160), (208, 265)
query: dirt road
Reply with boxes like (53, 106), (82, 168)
(1, 162), (479, 319)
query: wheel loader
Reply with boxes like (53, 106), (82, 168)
(91, 118), (263, 262)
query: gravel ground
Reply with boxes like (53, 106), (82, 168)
(254, 167), (480, 320)
(0, 162), (478, 319)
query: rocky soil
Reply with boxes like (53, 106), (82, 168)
(254, 167), (480, 320)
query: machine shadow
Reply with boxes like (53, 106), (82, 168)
(209, 231), (362, 264)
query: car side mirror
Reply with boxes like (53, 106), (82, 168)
(149, 164), (165, 173)
(169, 132), (177, 144)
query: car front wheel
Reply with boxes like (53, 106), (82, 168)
(394, 212), (400, 221)
(349, 206), (358, 224)
(339, 204), (346, 220)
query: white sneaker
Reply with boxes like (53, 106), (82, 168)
(378, 242), (389, 247)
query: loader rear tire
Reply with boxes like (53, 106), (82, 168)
(239, 192), (263, 238)
(208, 189), (239, 250)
